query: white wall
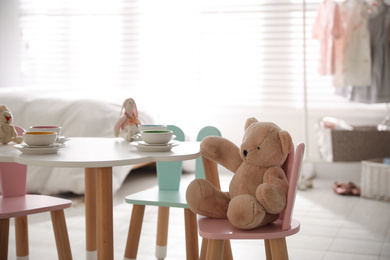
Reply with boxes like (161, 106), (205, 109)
(0, 0), (20, 87)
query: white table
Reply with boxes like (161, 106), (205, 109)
(0, 137), (200, 260)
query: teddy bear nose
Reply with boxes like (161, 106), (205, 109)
(243, 150), (248, 157)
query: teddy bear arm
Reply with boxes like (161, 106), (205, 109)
(200, 136), (242, 173)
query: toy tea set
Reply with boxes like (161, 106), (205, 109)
(114, 98), (177, 152)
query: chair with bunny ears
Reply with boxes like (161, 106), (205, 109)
(0, 126), (73, 260)
(197, 142), (305, 260)
(123, 125), (221, 260)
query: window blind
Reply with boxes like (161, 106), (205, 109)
(17, 0), (386, 111)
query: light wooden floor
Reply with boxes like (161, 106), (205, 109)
(4, 166), (390, 260)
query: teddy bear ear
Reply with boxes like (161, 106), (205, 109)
(279, 130), (293, 154)
(0, 105), (8, 112)
(244, 117), (258, 130)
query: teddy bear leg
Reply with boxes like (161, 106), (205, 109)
(227, 194), (266, 230)
(186, 179), (230, 218)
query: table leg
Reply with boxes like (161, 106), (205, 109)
(85, 168), (97, 260)
(96, 167), (113, 260)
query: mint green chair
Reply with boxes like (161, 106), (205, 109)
(123, 125), (221, 260)
(195, 126), (222, 180)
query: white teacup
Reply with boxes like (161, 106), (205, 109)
(30, 125), (62, 136)
(141, 130), (173, 144)
(23, 131), (57, 146)
(138, 124), (167, 132)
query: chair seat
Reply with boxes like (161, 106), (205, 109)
(198, 216), (300, 240)
(125, 188), (188, 208)
(0, 194), (72, 219)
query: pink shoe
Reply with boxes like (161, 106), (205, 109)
(348, 182), (361, 196)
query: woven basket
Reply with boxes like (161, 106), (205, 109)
(317, 125), (390, 162)
(361, 158), (390, 201)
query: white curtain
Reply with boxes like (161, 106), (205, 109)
(16, 0), (310, 107)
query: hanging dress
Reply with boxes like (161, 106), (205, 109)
(333, 0), (371, 87)
(337, 3), (390, 103)
(312, 0), (343, 75)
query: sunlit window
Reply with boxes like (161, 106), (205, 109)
(18, 0), (385, 111)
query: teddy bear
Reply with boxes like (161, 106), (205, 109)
(186, 117), (293, 230)
(113, 98), (141, 141)
(0, 105), (23, 144)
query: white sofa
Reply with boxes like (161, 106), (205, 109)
(0, 87), (160, 195)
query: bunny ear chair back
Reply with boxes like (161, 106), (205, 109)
(123, 125), (222, 260)
(0, 126), (73, 260)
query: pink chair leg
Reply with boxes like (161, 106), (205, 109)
(223, 240), (233, 260)
(206, 239), (224, 260)
(0, 218), (10, 260)
(51, 209), (73, 260)
(264, 239), (272, 260)
(15, 216), (29, 258)
(200, 238), (208, 260)
(269, 238), (288, 260)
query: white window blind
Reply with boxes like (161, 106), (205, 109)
(17, 0), (386, 111)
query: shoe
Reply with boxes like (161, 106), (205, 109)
(333, 182), (351, 195)
(348, 182), (361, 196)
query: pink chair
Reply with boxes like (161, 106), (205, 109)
(197, 143), (305, 260)
(0, 126), (73, 260)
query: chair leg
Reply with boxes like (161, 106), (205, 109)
(15, 216), (29, 258)
(156, 206), (169, 260)
(222, 240), (233, 260)
(269, 238), (288, 260)
(184, 208), (199, 260)
(51, 209), (73, 260)
(201, 239), (232, 260)
(264, 239), (272, 260)
(0, 218), (10, 260)
(200, 238), (208, 260)
(124, 204), (145, 260)
(206, 239), (224, 260)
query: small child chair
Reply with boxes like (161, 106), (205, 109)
(197, 143), (305, 260)
(123, 125), (221, 260)
(0, 126), (73, 260)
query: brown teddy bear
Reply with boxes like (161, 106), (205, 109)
(186, 117), (293, 229)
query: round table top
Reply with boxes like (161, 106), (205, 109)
(0, 137), (200, 168)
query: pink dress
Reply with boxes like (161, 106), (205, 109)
(312, 0), (342, 75)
